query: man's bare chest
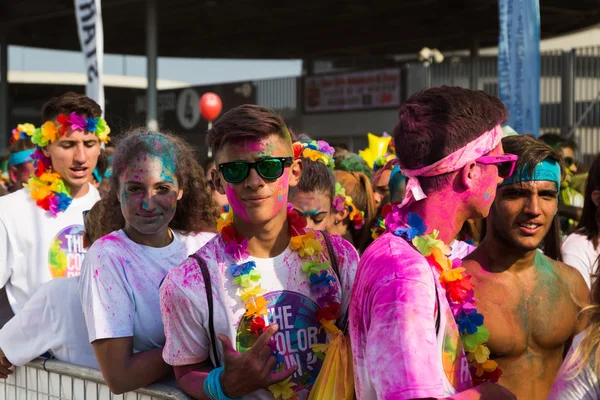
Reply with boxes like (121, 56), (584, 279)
(470, 274), (578, 356)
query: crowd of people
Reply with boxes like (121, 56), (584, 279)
(0, 87), (599, 399)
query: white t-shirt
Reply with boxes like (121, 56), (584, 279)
(0, 185), (100, 315)
(160, 231), (359, 400)
(350, 233), (474, 400)
(548, 332), (600, 400)
(79, 229), (214, 351)
(0, 276), (97, 369)
(562, 232), (599, 288)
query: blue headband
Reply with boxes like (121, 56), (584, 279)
(92, 168), (102, 183)
(499, 158), (561, 190)
(8, 149), (35, 167)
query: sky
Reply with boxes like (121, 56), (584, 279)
(8, 45), (303, 85)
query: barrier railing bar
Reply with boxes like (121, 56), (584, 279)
(0, 358), (192, 400)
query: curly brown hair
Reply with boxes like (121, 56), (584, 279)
(98, 129), (218, 237)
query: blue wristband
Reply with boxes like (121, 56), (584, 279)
(204, 367), (241, 400)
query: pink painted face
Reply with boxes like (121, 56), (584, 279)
(215, 134), (293, 224)
(469, 143), (506, 219)
(118, 154), (183, 238)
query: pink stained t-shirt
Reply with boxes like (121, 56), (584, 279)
(350, 232), (474, 400)
(160, 231), (359, 400)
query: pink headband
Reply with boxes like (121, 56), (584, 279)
(400, 124), (503, 206)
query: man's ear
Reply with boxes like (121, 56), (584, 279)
(288, 159), (303, 188)
(41, 144), (51, 158)
(211, 168), (226, 195)
(460, 161), (478, 190)
(9, 166), (17, 184)
(592, 190), (600, 207)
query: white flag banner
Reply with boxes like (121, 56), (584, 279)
(74, 0), (105, 113)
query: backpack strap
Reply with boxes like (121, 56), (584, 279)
(435, 282), (441, 335)
(190, 253), (221, 368)
(321, 232), (349, 333)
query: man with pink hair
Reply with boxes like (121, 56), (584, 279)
(350, 86), (517, 399)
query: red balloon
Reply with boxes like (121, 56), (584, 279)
(199, 92), (223, 121)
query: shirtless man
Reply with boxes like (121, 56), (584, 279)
(462, 134), (589, 400)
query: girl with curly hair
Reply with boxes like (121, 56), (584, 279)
(79, 129), (218, 394)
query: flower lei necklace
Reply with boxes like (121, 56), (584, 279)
(25, 113), (111, 216)
(218, 205), (341, 399)
(332, 182), (364, 229)
(370, 203), (393, 240)
(386, 209), (502, 385)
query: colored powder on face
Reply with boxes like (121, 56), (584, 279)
(484, 187), (494, 200)
(247, 140), (267, 152)
(226, 184), (251, 222)
(272, 171), (289, 217)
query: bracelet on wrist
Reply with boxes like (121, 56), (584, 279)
(203, 367), (241, 400)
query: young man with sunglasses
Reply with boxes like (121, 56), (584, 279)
(160, 104), (359, 399)
(461, 134), (588, 400)
(350, 87), (517, 400)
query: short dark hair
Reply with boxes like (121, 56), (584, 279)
(206, 104), (292, 155)
(290, 158), (336, 201)
(502, 135), (565, 187)
(576, 153), (600, 248)
(394, 86), (507, 192)
(501, 135), (565, 261)
(539, 133), (578, 152)
(42, 92), (103, 121)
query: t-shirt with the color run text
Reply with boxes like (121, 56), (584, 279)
(350, 232), (473, 400)
(160, 231), (359, 400)
(0, 184), (100, 317)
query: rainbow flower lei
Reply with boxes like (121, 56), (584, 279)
(31, 113), (111, 147)
(10, 123), (36, 144)
(332, 182), (364, 230)
(386, 209), (502, 385)
(25, 113), (111, 216)
(218, 205), (341, 399)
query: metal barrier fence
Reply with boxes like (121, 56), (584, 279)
(249, 45), (600, 159)
(427, 46), (600, 160)
(0, 359), (191, 400)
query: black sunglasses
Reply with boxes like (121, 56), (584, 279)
(218, 157), (293, 184)
(563, 157), (575, 167)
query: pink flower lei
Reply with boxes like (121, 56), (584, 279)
(388, 206), (503, 385)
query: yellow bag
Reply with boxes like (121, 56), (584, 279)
(308, 321), (355, 400)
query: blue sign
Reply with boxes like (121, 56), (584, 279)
(498, 0), (541, 136)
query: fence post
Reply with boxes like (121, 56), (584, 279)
(561, 49), (575, 137)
